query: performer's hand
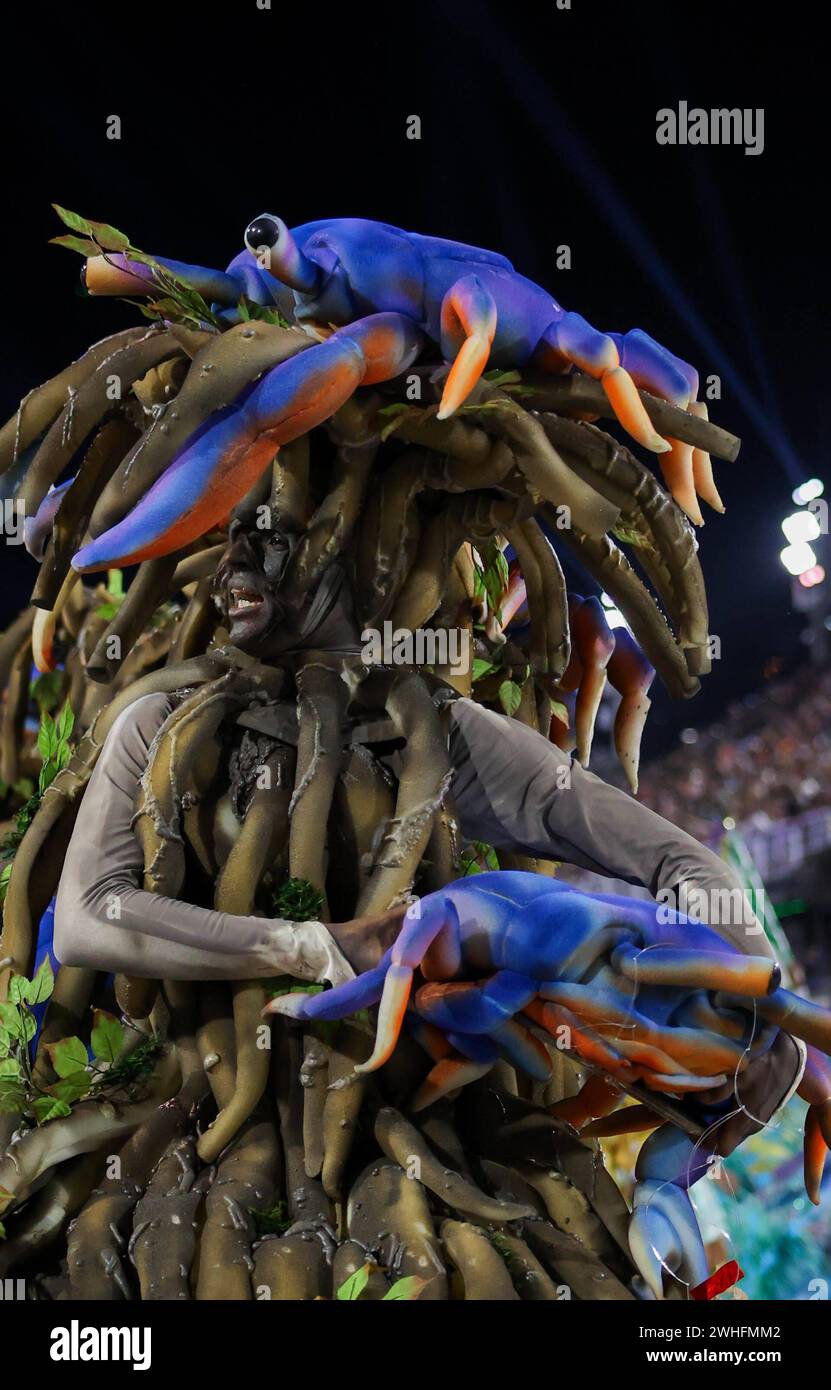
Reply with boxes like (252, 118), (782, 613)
(328, 905), (408, 974)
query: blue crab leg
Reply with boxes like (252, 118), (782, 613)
(797, 1044), (831, 1203)
(549, 1073), (625, 1129)
(436, 274), (498, 419)
(23, 476), (74, 560)
(414, 973), (553, 1082)
(414, 971), (538, 1033)
(629, 1123), (714, 1298)
(608, 328), (721, 524)
(84, 252), (242, 306)
(72, 312), (425, 571)
(755, 986), (831, 1053)
(540, 982), (747, 1074)
(268, 893), (460, 1071)
(524, 998), (631, 1074)
(611, 942), (780, 998)
(630, 1178), (709, 1299)
(410, 1030), (500, 1111)
(533, 311), (670, 456)
(263, 949), (393, 1023)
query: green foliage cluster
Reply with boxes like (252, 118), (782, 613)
(460, 840), (500, 876)
(93, 568), (125, 621)
(51, 206), (290, 333)
(0, 702), (75, 904)
(335, 1262), (425, 1301)
(249, 1201), (292, 1238)
(0, 957), (130, 1138)
(471, 537), (509, 626)
(270, 876), (325, 923)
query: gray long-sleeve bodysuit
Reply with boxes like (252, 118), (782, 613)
(54, 687), (773, 981)
(56, 686), (804, 1143)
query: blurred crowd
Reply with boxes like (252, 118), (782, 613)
(637, 664), (831, 842)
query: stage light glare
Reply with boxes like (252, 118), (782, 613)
(792, 479), (824, 505)
(798, 565), (825, 588)
(780, 541), (817, 575)
(782, 510), (821, 544)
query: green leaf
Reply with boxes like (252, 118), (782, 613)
(94, 602), (119, 620)
(472, 658), (496, 682)
(106, 569), (124, 599)
(7, 975), (26, 1006)
(0, 861), (11, 905)
(30, 670), (65, 714)
(0, 1002), (23, 1041)
(91, 1009), (123, 1065)
(0, 1059), (22, 1079)
(33, 1096), (72, 1125)
(25, 956), (55, 1005)
(51, 206), (130, 253)
(612, 523), (646, 549)
(549, 698), (569, 727)
(48, 1036), (88, 1078)
(498, 679), (523, 717)
(382, 1275), (427, 1300)
(21, 1012), (37, 1045)
(37, 713), (55, 762)
(49, 234), (101, 257)
(38, 760), (59, 795)
(52, 205), (96, 236)
(0, 1026), (10, 1056)
(56, 701), (75, 744)
(0, 1080), (26, 1113)
(336, 1263), (371, 1300)
(48, 1072), (92, 1104)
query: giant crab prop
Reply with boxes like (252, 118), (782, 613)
(0, 208), (820, 1302)
(272, 870), (831, 1298)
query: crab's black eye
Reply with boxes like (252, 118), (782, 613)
(244, 214), (281, 252)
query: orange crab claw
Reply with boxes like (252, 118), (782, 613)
(797, 1045), (831, 1204)
(600, 365), (672, 456)
(689, 402), (726, 514)
(659, 439), (704, 526)
(411, 1055), (494, 1111)
(569, 595), (616, 767)
(607, 627), (655, 794)
(437, 274), (498, 419)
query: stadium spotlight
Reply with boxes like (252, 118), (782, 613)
(798, 565), (826, 588)
(780, 541), (818, 576)
(792, 478), (824, 506)
(782, 510), (822, 545)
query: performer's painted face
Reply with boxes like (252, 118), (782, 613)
(214, 520), (300, 654)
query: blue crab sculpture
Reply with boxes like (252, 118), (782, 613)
(68, 213), (718, 572)
(268, 870), (831, 1299)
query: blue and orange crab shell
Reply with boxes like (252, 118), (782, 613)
(267, 871), (831, 1299)
(57, 213), (721, 574)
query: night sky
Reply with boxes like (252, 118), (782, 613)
(1, 0), (825, 757)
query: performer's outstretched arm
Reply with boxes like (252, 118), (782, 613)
(447, 697), (772, 958)
(54, 693), (355, 984)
